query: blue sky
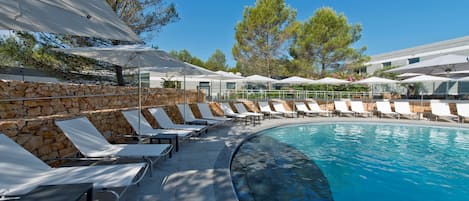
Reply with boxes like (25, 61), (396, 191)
(150, 0), (469, 67)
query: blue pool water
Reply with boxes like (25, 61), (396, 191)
(231, 123), (469, 201)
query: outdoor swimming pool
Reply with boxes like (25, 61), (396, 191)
(231, 123), (469, 201)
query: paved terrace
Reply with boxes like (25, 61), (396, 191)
(120, 117), (468, 201)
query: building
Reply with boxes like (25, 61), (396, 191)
(366, 36), (469, 74)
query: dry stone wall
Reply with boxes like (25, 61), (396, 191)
(0, 80), (201, 163)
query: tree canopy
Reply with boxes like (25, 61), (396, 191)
(291, 7), (368, 76)
(232, 0), (299, 77)
(205, 49), (228, 71)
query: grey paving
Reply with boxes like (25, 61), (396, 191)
(119, 116), (469, 201)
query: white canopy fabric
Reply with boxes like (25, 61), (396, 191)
(0, 0), (141, 42)
(215, 71), (244, 79)
(243, 75), (278, 83)
(277, 76), (315, 84)
(400, 75), (453, 83)
(386, 54), (469, 74)
(353, 76), (397, 84)
(396, 73), (423, 78)
(314, 77), (350, 85)
(457, 76), (469, 81)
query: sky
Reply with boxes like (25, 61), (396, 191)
(151, 0), (469, 67)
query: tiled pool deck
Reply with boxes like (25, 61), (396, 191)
(121, 117), (468, 201)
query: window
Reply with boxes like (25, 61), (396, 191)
(382, 62), (392, 67)
(408, 57), (420, 64)
(226, 82), (236, 90)
(199, 82), (210, 88)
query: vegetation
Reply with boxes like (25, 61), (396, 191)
(232, 0), (299, 77)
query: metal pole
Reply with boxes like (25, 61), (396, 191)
(183, 66), (186, 125)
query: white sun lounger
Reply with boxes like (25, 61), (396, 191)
(55, 117), (172, 175)
(350, 101), (372, 117)
(376, 101), (398, 118)
(176, 104), (223, 127)
(0, 134), (147, 200)
(196, 103), (232, 122)
(305, 101), (332, 117)
(456, 103), (469, 123)
(233, 103), (264, 118)
(148, 107), (208, 135)
(258, 101), (283, 118)
(394, 101), (418, 119)
(334, 101), (354, 117)
(219, 103), (250, 124)
(431, 102), (459, 122)
(122, 109), (193, 140)
(294, 102), (319, 117)
(272, 102), (297, 118)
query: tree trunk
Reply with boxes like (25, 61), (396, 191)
(321, 62), (326, 77)
(115, 65), (125, 86)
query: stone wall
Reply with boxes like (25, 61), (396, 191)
(0, 80), (202, 163)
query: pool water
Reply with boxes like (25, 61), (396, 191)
(231, 123), (469, 201)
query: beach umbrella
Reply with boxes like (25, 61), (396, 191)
(0, 0), (141, 42)
(353, 77), (398, 99)
(397, 73), (423, 78)
(277, 76), (316, 84)
(400, 75), (454, 107)
(385, 54), (469, 74)
(243, 75), (278, 83)
(53, 45), (218, 139)
(313, 77), (350, 109)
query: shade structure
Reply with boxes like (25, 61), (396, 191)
(353, 77), (397, 84)
(314, 77), (350, 85)
(277, 76), (315, 84)
(53, 45), (217, 140)
(457, 76), (469, 81)
(385, 54), (469, 74)
(0, 0), (141, 42)
(215, 71), (244, 79)
(396, 73), (423, 78)
(243, 75), (278, 83)
(400, 75), (453, 83)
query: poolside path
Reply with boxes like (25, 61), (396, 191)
(122, 117), (466, 201)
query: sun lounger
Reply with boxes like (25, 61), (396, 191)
(219, 103), (250, 124)
(294, 102), (319, 117)
(0, 134), (147, 200)
(272, 102), (297, 118)
(350, 101), (372, 117)
(176, 104), (223, 127)
(196, 103), (232, 122)
(55, 117), (172, 175)
(122, 109), (193, 140)
(305, 101), (332, 117)
(376, 101), (398, 118)
(148, 107), (208, 135)
(431, 102), (459, 122)
(334, 100), (354, 117)
(234, 103), (264, 118)
(258, 101), (283, 118)
(394, 101), (418, 119)
(456, 103), (469, 123)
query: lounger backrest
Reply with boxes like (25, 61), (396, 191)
(376, 101), (393, 113)
(394, 102), (412, 114)
(148, 108), (176, 128)
(295, 102), (309, 111)
(431, 102), (451, 115)
(177, 104), (196, 121)
(0, 134), (50, 172)
(0, 134), (51, 195)
(350, 101), (366, 112)
(307, 101), (323, 111)
(55, 117), (112, 156)
(258, 102), (272, 112)
(220, 103), (236, 115)
(272, 102), (287, 112)
(456, 103), (469, 116)
(334, 101), (349, 111)
(121, 110), (156, 135)
(234, 103), (248, 113)
(197, 103), (215, 118)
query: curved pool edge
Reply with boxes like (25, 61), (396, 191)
(224, 117), (469, 201)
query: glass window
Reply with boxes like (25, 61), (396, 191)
(408, 57), (420, 64)
(226, 82), (236, 89)
(382, 62), (392, 67)
(199, 82), (210, 88)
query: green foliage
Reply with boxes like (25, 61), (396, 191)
(372, 65), (399, 79)
(205, 49), (228, 71)
(232, 0), (299, 77)
(291, 7), (368, 76)
(169, 49), (207, 68)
